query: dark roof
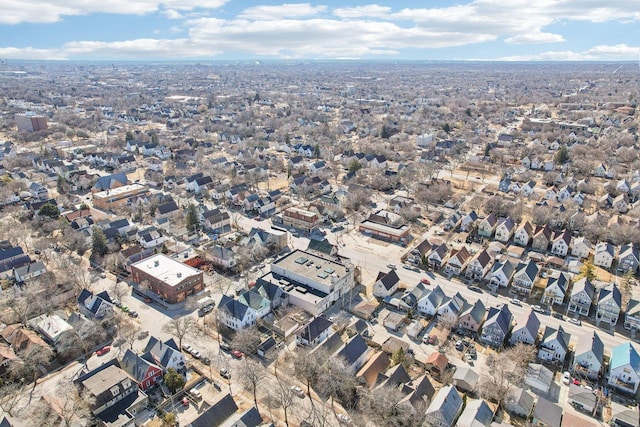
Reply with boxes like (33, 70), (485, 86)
(229, 407), (263, 427)
(188, 394), (238, 427)
(157, 200), (179, 215)
(378, 269), (400, 290)
(306, 239), (336, 256)
(219, 294), (249, 321)
(93, 172), (128, 191)
(337, 334), (368, 367)
(299, 316), (333, 342)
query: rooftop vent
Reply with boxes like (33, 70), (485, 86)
(154, 260), (159, 267)
(177, 272), (182, 278)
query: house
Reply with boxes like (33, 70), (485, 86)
(209, 245), (237, 270)
(617, 243), (639, 274)
(92, 172), (128, 193)
(531, 225), (553, 252)
(373, 269), (401, 298)
(418, 285), (446, 317)
(202, 209), (231, 233)
(611, 401), (640, 427)
(481, 304), (513, 348)
(437, 292), (467, 324)
(237, 291), (271, 320)
(571, 236), (592, 259)
(506, 387), (535, 419)
(541, 273), (569, 306)
(568, 277), (595, 317)
(465, 249), (493, 281)
(593, 163), (608, 178)
(511, 260), (540, 296)
(513, 221), (534, 247)
(594, 242), (615, 269)
(613, 194), (630, 213)
(509, 309), (540, 346)
(427, 244), (449, 270)
(495, 217), (516, 243)
(77, 289), (114, 319)
(608, 343), (640, 394)
(456, 300), (486, 334)
(525, 363), (554, 394)
(624, 299), (640, 331)
(1, 324), (49, 354)
(531, 397), (563, 427)
(452, 366), (480, 393)
(142, 336), (185, 372)
(538, 325), (571, 364)
(522, 180), (537, 197)
(567, 383), (598, 414)
(459, 211), (479, 232)
(218, 294), (256, 330)
(137, 227), (166, 249)
(488, 260), (515, 290)
(75, 359), (147, 424)
(478, 213), (498, 238)
(13, 261), (46, 282)
(29, 314), (73, 345)
(443, 246), (471, 276)
(256, 337), (278, 359)
(121, 349), (163, 391)
(550, 230), (571, 257)
(572, 330), (604, 380)
(424, 385), (463, 427)
(296, 316), (333, 347)
(596, 283), (622, 327)
(156, 200), (181, 222)
(457, 399), (494, 427)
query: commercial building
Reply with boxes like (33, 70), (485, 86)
(359, 210), (410, 243)
(281, 207), (321, 232)
(15, 112), (48, 132)
(130, 254), (204, 304)
(92, 183), (148, 211)
(258, 249), (355, 315)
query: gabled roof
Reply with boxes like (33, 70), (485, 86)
(515, 260), (539, 282)
(93, 172), (128, 191)
(542, 325), (570, 352)
(337, 334), (368, 367)
(457, 399), (494, 427)
(598, 283), (621, 308)
(546, 273), (568, 294)
(485, 305), (512, 335)
(219, 294), (250, 321)
(189, 393), (238, 427)
(460, 299), (486, 324)
(426, 385), (462, 425)
(472, 249), (492, 268)
(611, 343), (640, 372)
(121, 349), (161, 383)
(491, 260), (515, 278)
(497, 216), (515, 231)
(512, 309), (540, 337)
(298, 316), (333, 342)
(574, 330), (604, 361)
(424, 285), (446, 308)
(377, 269), (401, 291)
(157, 200), (179, 215)
(571, 277), (595, 298)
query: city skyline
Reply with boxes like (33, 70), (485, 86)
(1, 0), (639, 61)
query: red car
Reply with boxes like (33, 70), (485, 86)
(572, 378), (581, 386)
(231, 350), (244, 359)
(421, 278), (431, 285)
(96, 346), (111, 356)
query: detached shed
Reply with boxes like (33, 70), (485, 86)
(425, 352), (449, 378)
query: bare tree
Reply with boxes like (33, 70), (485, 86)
(478, 343), (535, 409)
(230, 327), (261, 356)
(162, 317), (197, 350)
(35, 386), (95, 427)
(238, 358), (266, 411)
(0, 382), (26, 417)
(316, 356), (357, 415)
(292, 347), (324, 401)
(273, 362), (296, 427)
(357, 385), (415, 427)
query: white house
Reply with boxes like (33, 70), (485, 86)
(541, 273), (569, 306)
(572, 330), (604, 380)
(571, 236), (592, 259)
(488, 260), (515, 290)
(593, 242), (615, 269)
(509, 309), (540, 346)
(495, 217), (516, 243)
(418, 285), (446, 317)
(538, 325), (570, 364)
(513, 221), (534, 247)
(218, 294), (256, 330)
(550, 230), (571, 257)
(373, 270), (401, 298)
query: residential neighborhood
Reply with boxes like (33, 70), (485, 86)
(0, 59), (638, 427)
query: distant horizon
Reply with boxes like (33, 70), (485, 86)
(1, 1), (639, 62)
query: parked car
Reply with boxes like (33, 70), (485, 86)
(201, 356), (211, 366)
(469, 286), (482, 293)
(455, 340), (464, 351)
(181, 397), (189, 407)
(183, 344), (193, 354)
(468, 346), (477, 359)
(100, 272), (107, 279)
(291, 386), (305, 398)
(220, 369), (231, 379)
(552, 312), (564, 320)
(568, 317), (581, 325)
(96, 346), (111, 356)
(220, 342), (231, 353)
(562, 371), (571, 385)
(128, 311), (138, 318)
(231, 350), (244, 359)
(137, 330), (149, 340)
(191, 350), (201, 359)
(531, 305), (544, 313)
(387, 264), (397, 270)
(120, 306), (129, 313)
(337, 414), (352, 425)
(509, 298), (521, 306)
(421, 278), (431, 285)
(423, 334), (437, 345)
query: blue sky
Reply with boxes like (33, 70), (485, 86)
(0, 0), (638, 61)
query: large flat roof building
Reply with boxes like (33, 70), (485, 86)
(131, 254), (203, 304)
(15, 112), (48, 133)
(260, 249), (355, 315)
(92, 183), (148, 211)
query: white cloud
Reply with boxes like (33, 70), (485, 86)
(505, 32), (565, 44)
(238, 3), (327, 20)
(0, 0), (228, 24)
(496, 44), (639, 61)
(333, 5), (391, 18)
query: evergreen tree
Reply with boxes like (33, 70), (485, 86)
(91, 226), (108, 257)
(164, 368), (185, 393)
(380, 125), (391, 139)
(314, 144), (321, 159)
(554, 145), (569, 165)
(125, 131), (134, 142)
(185, 204), (199, 233)
(38, 203), (60, 219)
(348, 159), (362, 173)
(443, 123), (451, 134)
